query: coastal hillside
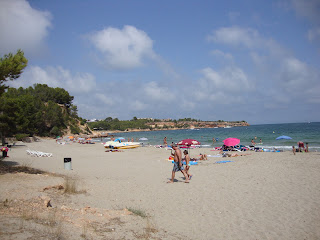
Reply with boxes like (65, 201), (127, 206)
(145, 120), (249, 130)
(0, 84), (91, 142)
(87, 117), (249, 136)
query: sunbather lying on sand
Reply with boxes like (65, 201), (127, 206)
(199, 153), (207, 160)
(220, 151), (250, 157)
(188, 153), (208, 161)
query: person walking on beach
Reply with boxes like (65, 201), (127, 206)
(168, 144), (189, 183)
(183, 150), (192, 180)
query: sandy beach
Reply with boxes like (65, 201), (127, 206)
(1, 139), (320, 239)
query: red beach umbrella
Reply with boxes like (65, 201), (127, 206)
(223, 138), (240, 146)
(177, 139), (201, 157)
(178, 139), (201, 147)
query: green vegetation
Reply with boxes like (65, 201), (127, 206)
(0, 84), (89, 142)
(178, 118), (199, 122)
(87, 117), (249, 131)
(127, 207), (148, 218)
(0, 49), (28, 96)
(87, 117), (152, 131)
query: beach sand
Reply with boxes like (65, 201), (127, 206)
(1, 139), (320, 239)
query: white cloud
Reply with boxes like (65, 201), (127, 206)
(187, 66), (252, 108)
(199, 66), (251, 93)
(280, 57), (317, 92)
(128, 100), (148, 111)
(207, 26), (320, 109)
(95, 93), (114, 106)
(0, 0), (52, 55)
(143, 81), (175, 102)
(208, 26), (261, 48)
(9, 65), (96, 94)
(210, 49), (234, 61)
(208, 26), (285, 57)
(89, 25), (155, 70)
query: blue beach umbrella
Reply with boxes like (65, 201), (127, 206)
(276, 135), (292, 140)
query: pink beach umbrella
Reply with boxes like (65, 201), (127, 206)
(223, 138), (240, 146)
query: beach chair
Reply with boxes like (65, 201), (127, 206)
(26, 149), (52, 157)
(40, 152), (53, 157)
(26, 149), (39, 156)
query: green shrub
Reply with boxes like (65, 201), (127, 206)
(50, 126), (62, 137)
(15, 133), (29, 141)
(70, 125), (80, 134)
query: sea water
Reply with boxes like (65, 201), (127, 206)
(99, 122), (320, 151)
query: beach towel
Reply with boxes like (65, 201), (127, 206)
(215, 160), (233, 164)
(182, 161), (198, 165)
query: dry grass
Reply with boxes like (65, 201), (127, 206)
(0, 160), (46, 175)
(127, 207), (148, 218)
(63, 177), (86, 194)
(63, 177), (77, 194)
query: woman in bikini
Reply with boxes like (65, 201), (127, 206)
(183, 150), (192, 180)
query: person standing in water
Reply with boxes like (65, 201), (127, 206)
(163, 137), (167, 147)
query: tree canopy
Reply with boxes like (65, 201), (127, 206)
(0, 49), (28, 96)
(0, 84), (88, 141)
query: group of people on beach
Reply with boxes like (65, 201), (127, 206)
(167, 143), (209, 183)
(167, 143), (192, 183)
(292, 142), (309, 155)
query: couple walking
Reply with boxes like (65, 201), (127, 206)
(167, 143), (192, 183)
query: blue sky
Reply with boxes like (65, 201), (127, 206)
(1, 0), (319, 124)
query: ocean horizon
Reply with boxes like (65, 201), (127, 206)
(96, 122), (320, 151)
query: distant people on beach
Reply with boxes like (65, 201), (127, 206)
(199, 153), (207, 160)
(260, 139), (262, 144)
(222, 144), (233, 151)
(305, 143), (309, 152)
(212, 138), (216, 144)
(292, 146), (296, 155)
(163, 137), (167, 146)
(183, 150), (192, 180)
(298, 141), (305, 152)
(167, 143), (189, 183)
(251, 139), (256, 146)
(221, 152), (250, 157)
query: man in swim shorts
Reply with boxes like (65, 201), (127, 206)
(167, 143), (189, 183)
